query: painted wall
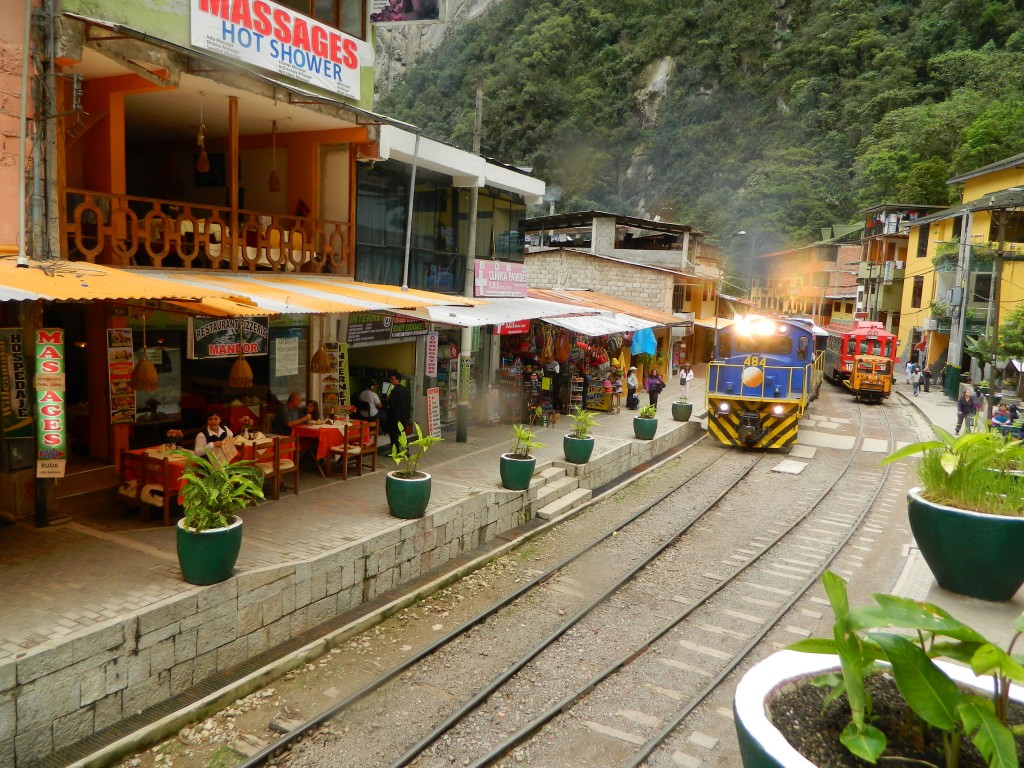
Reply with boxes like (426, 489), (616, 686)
(0, 1), (31, 248)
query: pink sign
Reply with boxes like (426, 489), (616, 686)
(425, 332), (438, 378)
(473, 260), (527, 298)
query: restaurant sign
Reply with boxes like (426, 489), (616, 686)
(190, 0), (372, 100)
(347, 313), (428, 345)
(494, 319), (531, 335)
(35, 328), (67, 478)
(0, 329), (32, 438)
(473, 260), (527, 298)
(188, 316), (270, 359)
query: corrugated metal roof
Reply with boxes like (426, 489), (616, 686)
(542, 313), (658, 336)
(528, 288), (684, 326)
(401, 297), (597, 327)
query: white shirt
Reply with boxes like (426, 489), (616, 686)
(358, 389), (382, 417)
(194, 426), (233, 457)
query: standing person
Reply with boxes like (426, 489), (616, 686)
(194, 412), (233, 458)
(679, 363), (694, 399)
(356, 379), (383, 423)
(909, 366), (921, 396)
(626, 367), (639, 410)
(274, 392), (311, 434)
(922, 364), (932, 393)
(955, 387), (975, 435)
(647, 370), (665, 407)
(383, 371), (411, 454)
(610, 369), (623, 414)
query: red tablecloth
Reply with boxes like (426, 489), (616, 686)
(291, 422), (357, 461)
(124, 447), (191, 493)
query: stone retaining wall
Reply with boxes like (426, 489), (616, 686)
(2, 422), (697, 766)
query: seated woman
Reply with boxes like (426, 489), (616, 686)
(194, 412), (233, 457)
(305, 399), (320, 422)
(991, 404), (1013, 431)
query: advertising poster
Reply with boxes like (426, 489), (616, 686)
(35, 328), (67, 478)
(370, 0), (442, 24)
(188, 316), (270, 359)
(425, 332), (438, 378)
(426, 387), (441, 438)
(321, 341), (351, 416)
(346, 312), (428, 344)
(107, 328), (136, 425)
(0, 328), (32, 437)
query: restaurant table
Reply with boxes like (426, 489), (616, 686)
(124, 445), (192, 493)
(292, 421), (356, 476)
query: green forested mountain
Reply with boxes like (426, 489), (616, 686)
(378, 0), (1024, 250)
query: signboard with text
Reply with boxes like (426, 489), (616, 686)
(190, 0), (371, 100)
(425, 332), (438, 378)
(426, 387), (441, 438)
(369, 0), (444, 24)
(494, 319), (530, 335)
(321, 341), (351, 417)
(107, 328), (136, 424)
(473, 260), (527, 298)
(347, 312), (429, 345)
(188, 316), (270, 359)
(35, 328), (66, 478)
(0, 329), (32, 437)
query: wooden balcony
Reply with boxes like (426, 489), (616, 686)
(64, 190), (352, 274)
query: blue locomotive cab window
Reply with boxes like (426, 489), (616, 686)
(798, 336), (809, 361)
(727, 335), (793, 357)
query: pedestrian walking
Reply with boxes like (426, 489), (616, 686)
(626, 366), (639, 410)
(922, 364), (932, 393)
(679, 363), (694, 399)
(955, 387), (975, 435)
(647, 370), (665, 407)
(909, 366), (921, 396)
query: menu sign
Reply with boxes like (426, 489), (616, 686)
(35, 328), (67, 478)
(346, 312), (429, 345)
(107, 328), (136, 424)
(426, 387), (441, 438)
(188, 316), (270, 359)
(0, 329), (31, 437)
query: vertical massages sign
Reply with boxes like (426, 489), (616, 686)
(35, 329), (67, 478)
(191, 0), (372, 100)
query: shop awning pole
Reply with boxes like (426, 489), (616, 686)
(457, 79), (483, 443)
(400, 132), (421, 292)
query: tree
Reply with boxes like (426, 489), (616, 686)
(998, 305), (1024, 395)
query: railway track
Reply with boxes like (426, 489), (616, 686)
(225, 399), (897, 768)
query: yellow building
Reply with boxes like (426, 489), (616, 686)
(900, 153), (1024, 397)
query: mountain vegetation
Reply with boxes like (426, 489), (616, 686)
(377, 0), (1024, 250)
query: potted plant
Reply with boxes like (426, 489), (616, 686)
(385, 421), (442, 519)
(735, 571), (1024, 768)
(633, 403), (658, 440)
(671, 395), (693, 422)
(563, 406), (597, 464)
(500, 424), (544, 490)
(175, 451), (264, 585)
(881, 425), (1024, 601)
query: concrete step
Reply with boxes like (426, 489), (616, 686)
(534, 466), (566, 488)
(536, 487), (592, 521)
(533, 475), (579, 508)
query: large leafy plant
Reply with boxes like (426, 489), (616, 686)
(789, 571), (1024, 767)
(566, 406), (598, 440)
(389, 421), (442, 478)
(509, 424), (544, 459)
(881, 425), (1024, 516)
(177, 451), (264, 532)
(637, 403), (657, 419)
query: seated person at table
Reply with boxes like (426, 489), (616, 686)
(194, 412), (233, 457)
(356, 380), (383, 422)
(274, 391), (311, 434)
(305, 399), (321, 422)
(991, 404), (1013, 429)
(1008, 401), (1020, 422)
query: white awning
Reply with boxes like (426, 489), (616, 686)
(693, 317), (735, 330)
(543, 313), (658, 336)
(401, 297), (598, 328)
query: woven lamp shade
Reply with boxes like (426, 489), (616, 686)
(309, 343), (332, 373)
(228, 354), (254, 389)
(132, 356), (160, 391)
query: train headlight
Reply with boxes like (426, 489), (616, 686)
(778, 325), (787, 334)
(718, 402), (731, 414)
(772, 404), (785, 416)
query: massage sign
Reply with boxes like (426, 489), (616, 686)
(190, 0), (372, 100)
(34, 329), (67, 478)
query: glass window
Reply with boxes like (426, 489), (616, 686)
(911, 276), (923, 308)
(916, 224), (930, 257)
(973, 273), (992, 302)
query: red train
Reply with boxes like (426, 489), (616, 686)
(822, 321), (899, 383)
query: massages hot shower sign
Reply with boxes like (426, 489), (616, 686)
(191, 0), (372, 100)
(35, 328), (67, 478)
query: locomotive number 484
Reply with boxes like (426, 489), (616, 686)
(742, 356), (767, 367)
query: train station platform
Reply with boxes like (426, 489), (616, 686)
(0, 375), (706, 767)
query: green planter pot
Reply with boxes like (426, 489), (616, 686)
(671, 401), (693, 422)
(907, 486), (1024, 601)
(176, 516), (243, 586)
(633, 416), (658, 440)
(385, 472), (432, 519)
(500, 454), (536, 490)
(562, 435), (595, 464)
(734, 651), (1013, 767)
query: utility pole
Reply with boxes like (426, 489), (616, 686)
(456, 79), (483, 443)
(946, 211), (972, 397)
(985, 208), (1008, 421)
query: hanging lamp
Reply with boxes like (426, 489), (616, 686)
(309, 316), (332, 373)
(268, 120), (281, 192)
(195, 104), (210, 173)
(228, 318), (254, 388)
(131, 309), (160, 392)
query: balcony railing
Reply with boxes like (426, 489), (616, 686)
(64, 189), (352, 274)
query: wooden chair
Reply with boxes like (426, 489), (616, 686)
(327, 421), (378, 480)
(266, 435), (299, 500)
(117, 449), (179, 526)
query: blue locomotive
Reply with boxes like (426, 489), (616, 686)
(706, 316), (824, 448)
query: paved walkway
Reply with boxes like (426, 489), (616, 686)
(0, 376), (706, 665)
